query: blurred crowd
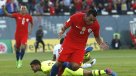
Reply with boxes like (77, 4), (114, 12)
(1, 0), (136, 15)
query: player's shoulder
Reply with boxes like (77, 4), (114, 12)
(25, 13), (32, 18)
(71, 12), (85, 19)
(94, 19), (100, 27)
(90, 19), (100, 28)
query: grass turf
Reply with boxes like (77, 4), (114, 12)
(0, 49), (136, 76)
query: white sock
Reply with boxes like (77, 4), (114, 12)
(81, 63), (92, 68)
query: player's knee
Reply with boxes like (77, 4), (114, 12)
(71, 63), (80, 71)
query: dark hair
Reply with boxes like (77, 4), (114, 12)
(60, 38), (64, 44)
(30, 59), (41, 65)
(87, 7), (97, 17)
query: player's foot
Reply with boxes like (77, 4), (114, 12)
(16, 60), (22, 68)
(90, 58), (96, 65)
(19, 60), (22, 66)
(16, 61), (21, 68)
(105, 68), (117, 76)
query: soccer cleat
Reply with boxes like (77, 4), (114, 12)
(105, 68), (117, 76)
(16, 60), (22, 68)
(16, 61), (21, 68)
(19, 60), (22, 66)
(90, 58), (96, 65)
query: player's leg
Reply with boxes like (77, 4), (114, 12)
(57, 49), (84, 75)
(20, 44), (26, 61)
(62, 68), (84, 76)
(40, 40), (45, 52)
(18, 35), (27, 67)
(15, 36), (21, 68)
(83, 68), (117, 76)
(58, 49), (84, 75)
(35, 41), (39, 53)
(50, 61), (63, 76)
(68, 49), (85, 71)
(50, 47), (72, 76)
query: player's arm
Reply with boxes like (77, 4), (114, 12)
(94, 32), (109, 50)
(93, 22), (109, 50)
(29, 17), (34, 35)
(58, 17), (72, 37)
(58, 25), (68, 37)
(2, 5), (13, 17)
(95, 35), (103, 45)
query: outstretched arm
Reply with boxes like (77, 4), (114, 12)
(2, 5), (13, 17)
(95, 36), (109, 50)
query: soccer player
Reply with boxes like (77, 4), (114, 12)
(50, 7), (109, 76)
(30, 59), (117, 76)
(52, 38), (96, 68)
(35, 25), (45, 53)
(2, 5), (33, 68)
(53, 41), (96, 68)
(52, 38), (64, 61)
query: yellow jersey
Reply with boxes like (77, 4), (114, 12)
(41, 60), (83, 76)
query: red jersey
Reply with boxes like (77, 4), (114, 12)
(12, 13), (33, 35)
(62, 12), (100, 50)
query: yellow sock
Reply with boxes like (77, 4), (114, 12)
(92, 70), (106, 76)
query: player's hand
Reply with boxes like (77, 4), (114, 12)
(100, 42), (109, 50)
(58, 30), (64, 38)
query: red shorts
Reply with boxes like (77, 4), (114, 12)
(15, 34), (28, 48)
(58, 46), (85, 65)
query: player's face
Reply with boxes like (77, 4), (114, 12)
(84, 14), (96, 25)
(31, 64), (40, 73)
(20, 6), (27, 14)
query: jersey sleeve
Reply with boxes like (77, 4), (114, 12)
(12, 13), (18, 18)
(93, 20), (100, 37)
(29, 15), (33, 23)
(64, 15), (74, 28)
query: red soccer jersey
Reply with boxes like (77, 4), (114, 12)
(12, 13), (33, 35)
(62, 12), (100, 50)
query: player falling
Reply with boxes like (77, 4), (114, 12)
(2, 5), (33, 68)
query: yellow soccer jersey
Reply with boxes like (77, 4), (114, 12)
(62, 68), (83, 76)
(41, 60), (83, 76)
(41, 60), (56, 74)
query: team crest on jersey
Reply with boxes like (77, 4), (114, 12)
(88, 29), (92, 33)
(26, 19), (29, 22)
(80, 27), (86, 34)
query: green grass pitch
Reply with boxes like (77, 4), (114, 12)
(0, 49), (136, 76)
